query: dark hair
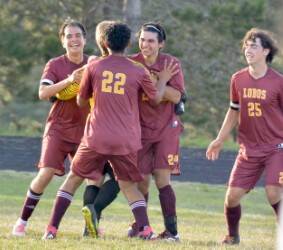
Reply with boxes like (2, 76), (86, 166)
(59, 18), (87, 39)
(241, 28), (279, 63)
(103, 22), (131, 53)
(138, 22), (166, 43)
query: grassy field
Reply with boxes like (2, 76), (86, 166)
(0, 170), (277, 250)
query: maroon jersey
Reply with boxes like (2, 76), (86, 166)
(40, 54), (89, 143)
(230, 67), (283, 156)
(79, 55), (158, 155)
(130, 52), (185, 141)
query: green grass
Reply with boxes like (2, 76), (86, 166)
(0, 170), (277, 249)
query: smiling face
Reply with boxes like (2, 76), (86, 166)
(139, 30), (164, 59)
(243, 38), (270, 66)
(61, 25), (86, 56)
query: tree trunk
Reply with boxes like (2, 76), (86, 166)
(123, 0), (141, 43)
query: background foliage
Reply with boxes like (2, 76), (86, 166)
(0, 0), (282, 145)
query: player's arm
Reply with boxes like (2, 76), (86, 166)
(77, 66), (92, 107)
(76, 95), (89, 107)
(39, 66), (85, 101)
(163, 86), (181, 104)
(206, 108), (239, 161)
(152, 59), (180, 104)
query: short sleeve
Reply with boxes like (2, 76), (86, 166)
(230, 74), (240, 110)
(40, 59), (57, 85)
(79, 66), (93, 100)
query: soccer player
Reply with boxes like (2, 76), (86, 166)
(128, 22), (186, 241)
(42, 21), (178, 240)
(81, 21), (120, 237)
(206, 28), (283, 245)
(11, 19), (89, 237)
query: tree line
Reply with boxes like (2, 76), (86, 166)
(0, 0), (282, 140)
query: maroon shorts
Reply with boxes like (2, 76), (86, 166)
(38, 135), (78, 176)
(229, 149), (283, 190)
(138, 133), (181, 176)
(71, 144), (143, 182)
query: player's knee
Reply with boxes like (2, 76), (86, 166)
(138, 180), (150, 195)
(154, 176), (170, 189)
(265, 186), (281, 204)
(31, 168), (55, 191)
(225, 191), (242, 207)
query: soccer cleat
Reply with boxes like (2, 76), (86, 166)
(82, 204), (98, 238)
(12, 219), (27, 237)
(137, 226), (156, 240)
(221, 235), (240, 245)
(127, 222), (139, 238)
(42, 225), (57, 240)
(83, 226), (104, 237)
(157, 230), (180, 242)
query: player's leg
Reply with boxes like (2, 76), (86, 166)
(222, 154), (264, 245)
(264, 150), (283, 219)
(265, 185), (282, 217)
(223, 186), (247, 244)
(82, 177), (104, 236)
(152, 133), (181, 241)
(12, 135), (70, 237)
(42, 170), (84, 239)
(43, 144), (105, 239)
(153, 169), (179, 241)
(93, 163), (120, 221)
(137, 175), (151, 202)
(127, 142), (153, 237)
(119, 180), (154, 239)
(110, 153), (155, 239)
(127, 174), (151, 237)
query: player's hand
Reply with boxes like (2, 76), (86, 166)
(206, 138), (223, 161)
(150, 71), (159, 85)
(158, 59), (179, 83)
(279, 172), (283, 185)
(67, 66), (86, 84)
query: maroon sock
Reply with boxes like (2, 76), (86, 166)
(130, 200), (149, 231)
(271, 201), (281, 219)
(158, 185), (176, 217)
(20, 188), (42, 221)
(49, 190), (73, 229)
(224, 204), (241, 237)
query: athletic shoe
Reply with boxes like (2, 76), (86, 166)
(82, 204), (98, 238)
(12, 219), (27, 237)
(127, 222), (139, 237)
(157, 230), (180, 242)
(42, 225), (57, 240)
(83, 226), (104, 237)
(137, 226), (156, 240)
(221, 235), (240, 245)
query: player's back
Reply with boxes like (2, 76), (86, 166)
(82, 55), (156, 155)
